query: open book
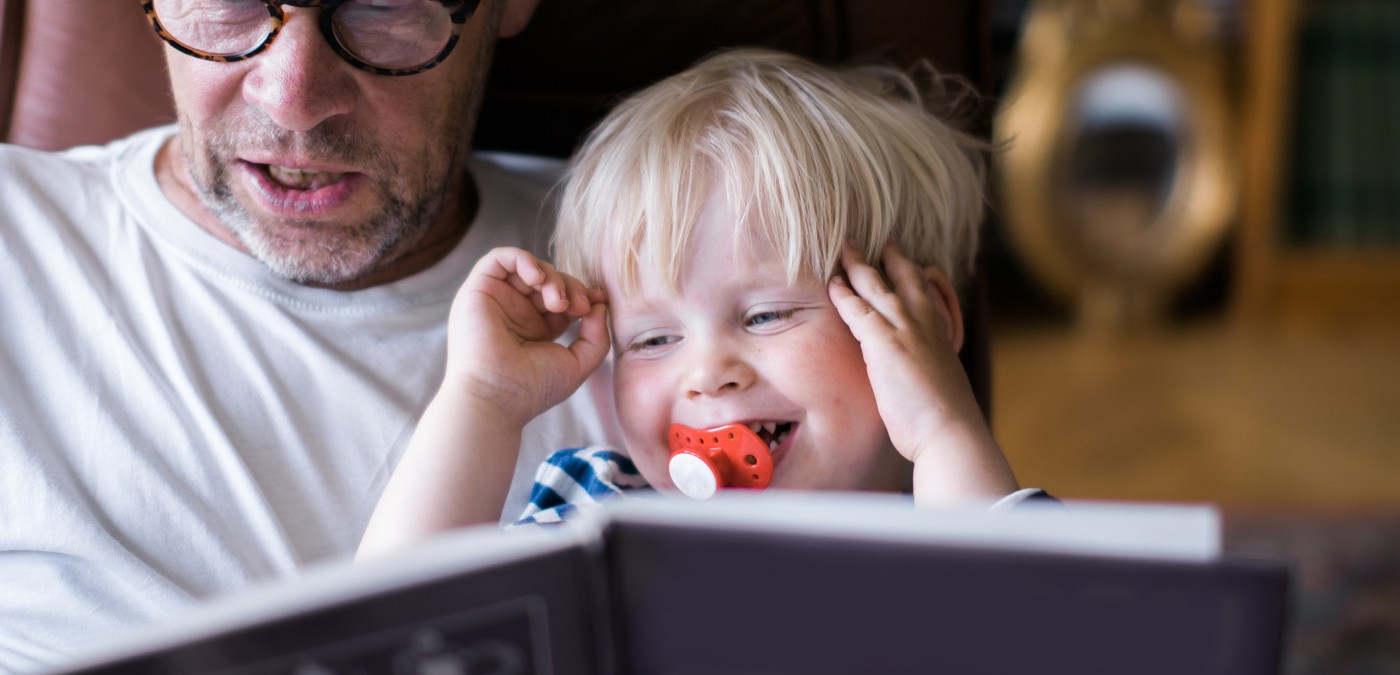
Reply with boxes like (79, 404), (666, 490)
(52, 494), (1288, 675)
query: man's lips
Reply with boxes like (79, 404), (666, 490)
(238, 160), (363, 216)
(265, 165), (348, 191)
(240, 153), (361, 174)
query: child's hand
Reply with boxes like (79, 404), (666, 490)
(445, 247), (610, 427)
(359, 248), (606, 554)
(828, 243), (1018, 504)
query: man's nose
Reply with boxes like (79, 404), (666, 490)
(241, 9), (355, 133)
(683, 338), (756, 400)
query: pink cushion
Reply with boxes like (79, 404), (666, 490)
(4, 0), (173, 150)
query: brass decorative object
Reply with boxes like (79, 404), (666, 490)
(995, 0), (1236, 328)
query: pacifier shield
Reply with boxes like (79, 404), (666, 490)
(667, 422), (774, 499)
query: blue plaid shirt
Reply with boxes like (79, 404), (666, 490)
(512, 446), (652, 527)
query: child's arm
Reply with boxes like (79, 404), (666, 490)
(358, 247), (610, 559)
(828, 243), (1019, 506)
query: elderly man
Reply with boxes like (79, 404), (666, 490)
(0, 0), (616, 670)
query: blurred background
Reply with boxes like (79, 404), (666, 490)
(988, 0), (1400, 671)
(2, 0), (1396, 671)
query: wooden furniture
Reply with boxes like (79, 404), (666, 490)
(1235, 0), (1400, 329)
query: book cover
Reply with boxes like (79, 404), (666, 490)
(50, 495), (1288, 675)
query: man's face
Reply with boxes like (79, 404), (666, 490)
(162, 3), (505, 286)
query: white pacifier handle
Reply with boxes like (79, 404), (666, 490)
(669, 452), (720, 500)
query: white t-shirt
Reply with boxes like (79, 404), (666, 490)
(0, 127), (619, 672)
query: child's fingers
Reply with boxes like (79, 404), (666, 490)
(492, 250), (600, 319)
(568, 302), (612, 373)
(541, 279), (598, 331)
(480, 249), (577, 315)
(838, 243), (886, 296)
(477, 248), (550, 301)
(532, 264), (604, 318)
(828, 275), (892, 343)
(838, 243), (907, 327)
(880, 244), (934, 321)
(561, 276), (586, 316)
(561, 275), (604, 318)
(528, 259), (573, 314)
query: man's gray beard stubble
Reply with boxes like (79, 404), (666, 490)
(182, 54), (490, 286)
(196, 121), (447, 285)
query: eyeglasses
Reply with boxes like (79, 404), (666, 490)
(141, 0), (480, 76)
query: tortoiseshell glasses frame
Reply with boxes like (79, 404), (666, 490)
(140, 0), (481, 77)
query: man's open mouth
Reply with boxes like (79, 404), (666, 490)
(262, 164), (349, 191)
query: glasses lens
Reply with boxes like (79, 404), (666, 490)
(151, 0), (274, 57)
(332, 0), (459, 70)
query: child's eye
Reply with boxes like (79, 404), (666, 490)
(629, 334), (680, 352)
(745, 307), (798, 328)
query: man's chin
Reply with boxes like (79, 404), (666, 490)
(234, 226), (392, 286)
(196, 153), (445, 287)
(255, 250), (378, 286)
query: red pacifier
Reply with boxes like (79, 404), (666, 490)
(667, 423), (775, 500)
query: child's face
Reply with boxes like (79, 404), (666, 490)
(604, 186), (911, 495)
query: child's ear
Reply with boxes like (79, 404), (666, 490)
(921, 266), (965, 353)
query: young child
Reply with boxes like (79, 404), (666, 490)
(361, 49), (1042, 554)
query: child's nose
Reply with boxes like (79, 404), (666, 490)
(683, 341), (755, 399)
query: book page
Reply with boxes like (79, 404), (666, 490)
(596, 491), (1221, 562)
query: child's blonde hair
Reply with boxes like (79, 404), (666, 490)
(552, 48), (988, 295)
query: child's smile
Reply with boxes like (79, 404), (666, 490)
(605, 182), (911, 496)
(748, 420), (796, 456)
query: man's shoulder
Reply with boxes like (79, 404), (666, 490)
(0, 143), (112, 220)
(466, 151), (569, 255)
(0, 126), (172, 192)
(472, 151), (567, 189)
(470, 151), (567, 214)
(0, 140), (100, 184)
(0, 127), (173, 249)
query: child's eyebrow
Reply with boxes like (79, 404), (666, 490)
(606, 303), (673, 332)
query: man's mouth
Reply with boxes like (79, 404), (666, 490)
(263, 164), (349, 191)
(745, 421), (795, 452)
(237, 160), (362, 216)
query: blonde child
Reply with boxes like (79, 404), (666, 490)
(361, 49), (1044, 553)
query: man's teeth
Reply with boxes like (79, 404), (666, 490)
(266, 165), (346, 190)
